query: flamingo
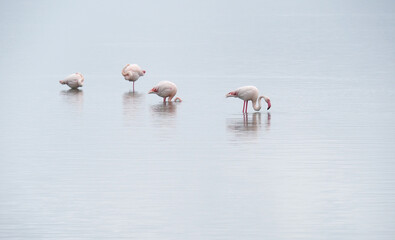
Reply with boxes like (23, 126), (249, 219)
(148, 81), (182, 102)
(122, 64), (146, 92)
(59, 73), (84, 89)
(226, 86), (271, 113)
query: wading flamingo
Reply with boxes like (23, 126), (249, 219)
(122, 64), (146, 91)
(59, 73), (84, 89)
(148, 81), (182, 102)
(226, 86), (271, 113)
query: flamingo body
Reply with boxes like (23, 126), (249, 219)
(122, 64), (146, 91)
(59, 73), (84, 89)
(148, 81), (182, 102)
(226, 86), (271, 113)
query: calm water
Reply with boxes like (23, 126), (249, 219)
(1, 1), (395, 239)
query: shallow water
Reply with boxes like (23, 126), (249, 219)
(1, 1), (395, 239)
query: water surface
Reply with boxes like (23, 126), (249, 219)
(0, 1), (395, 239)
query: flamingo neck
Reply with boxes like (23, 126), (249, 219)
(252, 96), (265, 111)
(78, 77), (84, 86)
(122, 64), (129, 76)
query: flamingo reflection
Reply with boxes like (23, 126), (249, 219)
(60, 89), (84, 111)
(123, 91), (145, 123)
(227, 112), (271, 134)
(150, 102), (179, 127)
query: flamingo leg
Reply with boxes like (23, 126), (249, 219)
(133, 82), (135, 92)
(163, 97), (167, 103)
(242, 101), (246, 113)
(245, 101), (248, 113)
(243, 112), (248, 125)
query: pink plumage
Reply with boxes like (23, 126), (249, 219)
(148, 81), (182, 102)
(59, 73), (84, 89)
(226, 86), (271, 113)
(122, 64), (146, 91)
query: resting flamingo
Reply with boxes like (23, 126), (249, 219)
(226, 86), (271, 113)
(148, 81), (182, 102)
(59, 73), (84, 89)
(122, 64), (146, 92)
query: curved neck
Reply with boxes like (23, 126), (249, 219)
(122, 65), (129, 76)
(252, 96), (264, 111)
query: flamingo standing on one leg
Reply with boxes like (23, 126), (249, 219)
(122, 64), (146, 92)
(226, 86), (271, 113)
(148, 81), (182, 102)
(59, 73), (84, 89)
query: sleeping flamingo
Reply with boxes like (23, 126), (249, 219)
(226, 86), (271, 113)
(59, 73), (84, 89)
(122, 64), (146, 92)
(148, 81), (182, 102)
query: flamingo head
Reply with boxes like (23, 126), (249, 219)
(148, 87), (158, 94)
(226, 91), (238, 98)
(264, 96), (271, 110)
(138, 70), (146, 76)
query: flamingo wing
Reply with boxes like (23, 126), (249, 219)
(237, 87), (257, 100)
(158, 85), (174, 97)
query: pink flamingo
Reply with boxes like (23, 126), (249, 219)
(59, 73), (84, 89)
(226, 86), (271, 113)
(122, 64), (146, 92)
(148, 81), (182, 102)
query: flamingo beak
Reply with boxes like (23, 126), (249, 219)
(148, 88), (156, 94)
(226, 92), (235, 98)
(142, 70), (146, 74)
(267, 100), (271, 110)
